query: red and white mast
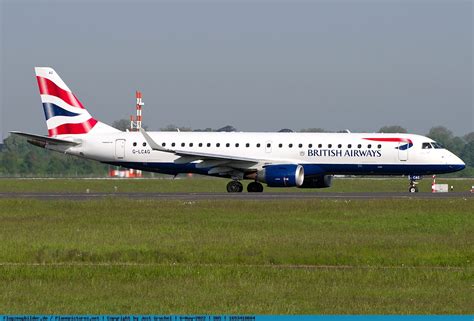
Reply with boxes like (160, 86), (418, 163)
(130, 90), (144, 131)
(136, 90), (144, 129)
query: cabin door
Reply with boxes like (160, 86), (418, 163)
(115, 139), (126, 159)
(398, 143), (408, 161)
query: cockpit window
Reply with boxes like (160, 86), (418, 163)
(422, 142), (432, 149)
(431, 142), (444, 149)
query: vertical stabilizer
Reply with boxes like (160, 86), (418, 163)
(35, 67), (119, 137)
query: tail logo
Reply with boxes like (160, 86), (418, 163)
(35, 67), (97, 136)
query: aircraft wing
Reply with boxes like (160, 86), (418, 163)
(10, 131), (80, 146)
(174, 150), (260, 163)
(141, 128), (259, 161)
(140, 128), (265, 174)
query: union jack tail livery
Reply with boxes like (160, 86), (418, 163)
(35, 67), (117, 137)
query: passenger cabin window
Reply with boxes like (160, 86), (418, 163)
(318, 144), (322, 148)
(133, 142), (137, 147)
(308, 144), (313, 148)
(367, 144), (372, 149)
(279, 143), (283, 148)
(377, 144), (382, 149)
(143, 142), (147, 147)
(422, 142), (432, 149)
(162, 143), (166, 147)
(337, 144), (342, 148)
(246, 143), (250, 148)
(289, 144), (293, 148)
(267, 143), (271, 148)
(328, 144), (332, 148)
(347, 144), (352, 148)
(256, 143), (261, 148)
(298, 143), (303, 148)
(199, 143), (203, 147)
(172, 143), (176, 147)
(357, 144), (362, 148)
(207, 143), (211, 147)
(181, 143), (185, 147)
(216, 143), (220, 147)
(189, 143), (193, 147)
(235, 143), (239, 147)
(226, 143), (230, 147)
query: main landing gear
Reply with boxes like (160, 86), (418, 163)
(226, 180), (243, 193)
(226, 180), (264, 193)
(247, 181), (264, 193)
(408, 175), (421, 193)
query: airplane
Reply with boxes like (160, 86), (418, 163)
(11, 67), (466, 193)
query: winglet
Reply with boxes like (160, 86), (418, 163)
(139, 128), (173, 152)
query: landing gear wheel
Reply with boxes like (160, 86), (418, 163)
(408, 175), (421, 193)
(247, 181), (264, 193)
(226, 180), (243, 193)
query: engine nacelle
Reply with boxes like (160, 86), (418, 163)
(298, 175), (333, 188)
(258, 164), (304, 187)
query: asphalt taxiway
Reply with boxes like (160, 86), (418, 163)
(0, 192), (471, 200)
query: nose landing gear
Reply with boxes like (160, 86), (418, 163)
(408, 183), (419, 193)
(408, 175), (421, 193)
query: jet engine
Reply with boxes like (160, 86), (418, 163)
(258, 164), (304, 187)
(298, 174), (333, 188)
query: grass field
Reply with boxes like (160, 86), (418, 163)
(0, 197), (472, 314)
(0, 177), (473, 193)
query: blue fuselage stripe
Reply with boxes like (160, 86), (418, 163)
(104, 162), (465, 177)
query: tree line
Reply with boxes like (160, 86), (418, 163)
(1, 122), (473, 177)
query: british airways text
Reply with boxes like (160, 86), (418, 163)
(307, 149), (382, 157)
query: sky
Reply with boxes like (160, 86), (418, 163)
(1, 0), (472, 140)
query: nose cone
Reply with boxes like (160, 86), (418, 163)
(447, 153), (465, 171)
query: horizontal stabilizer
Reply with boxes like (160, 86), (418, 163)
(10, 131), (80, 146)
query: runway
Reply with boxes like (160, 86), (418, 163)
(0, 191), (472, 200)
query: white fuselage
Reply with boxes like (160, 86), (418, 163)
(54, 131), (465, 179)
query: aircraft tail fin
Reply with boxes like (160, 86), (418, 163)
(35, 67), (119, 137)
